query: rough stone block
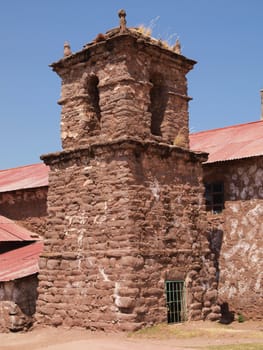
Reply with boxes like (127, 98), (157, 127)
(0, 301), (32, 332)
(115, 296), (135, 309)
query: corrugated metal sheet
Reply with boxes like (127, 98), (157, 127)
(0, 215), (40, 241)
(0, 241), (43, 281)
(190, 120), (263, 163)
(0, 163), (49, 193)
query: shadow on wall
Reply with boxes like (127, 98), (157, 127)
(208, 228), (234, 324)
(149, 73), (168, 137)
(208, 228), (223, 279)
(0, 274), (39, 316)
(0, 274), (39, 332)
(219, 302), (235, 324)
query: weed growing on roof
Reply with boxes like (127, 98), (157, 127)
(136, 25), (152, 37)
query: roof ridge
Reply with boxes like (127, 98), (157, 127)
(0, 162), (45, 173)
(190, 120), (263, 136)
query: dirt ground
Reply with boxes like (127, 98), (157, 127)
(0, 321), (262, 350)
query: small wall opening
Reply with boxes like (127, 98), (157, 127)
(205, 181), (224, 213)
(165, 280), (186, 323)
(149, 73), (168, 136)
(87, 75), (101, 122)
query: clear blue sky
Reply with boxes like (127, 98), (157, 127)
(1, 0), (263, 169)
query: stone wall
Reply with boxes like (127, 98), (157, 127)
(0, 275), (38, 332)
(36, 140), (220, 331)
(0, 187), (47, 236)
(35, 24), (221, 331)
(53, 32), (194, 150)
(204, 156), (263, 320)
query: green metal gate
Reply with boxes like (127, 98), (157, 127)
(165, 280), (187, 323)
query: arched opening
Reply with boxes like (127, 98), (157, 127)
(149, 73), (168, 136)
(87, 75), (101, 122)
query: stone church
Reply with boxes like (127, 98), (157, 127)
(0, 11), (262, 332)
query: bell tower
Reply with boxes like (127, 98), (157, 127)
(36, 11), (220, 331)
(52, 10), (195, 150)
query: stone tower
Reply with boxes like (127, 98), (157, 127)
(36, 11), (220, 331)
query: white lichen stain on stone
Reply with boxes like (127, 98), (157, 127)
(223, 240), (249, 265)
(229, 204), (239, 213)
(228, 286), (237, 299)
(99, 267), (110, 282)
(84, 166), (93, 171)
(93, 202), (108, 224)
(94, 215), (107, 224)
(67, 216), (73, 226)
(229, 218), (238, 238)
(87, 258), (93, 266)
(241, 216), (248, 226)
(149, 179), (160, 201)
(77, 229), (84, 249)
(255, 274), (262, 292)
(83, 179), (93, 186)
(237, 227), (244, 239)
(78, 258), (82, 270)
(114, 282), (121, 308)
(247, 204), (263, 226)
(62, 131), (78, 140)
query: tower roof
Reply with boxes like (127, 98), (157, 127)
(50, 10), (196, 74)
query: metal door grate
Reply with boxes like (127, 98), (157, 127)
(165, 280), (186, 323)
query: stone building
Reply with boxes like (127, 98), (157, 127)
(0, 163), (48, 235)
(34, 12), (220, 331)
(0, 11), (262, 332)
(190, 120), (263, 321)
(0, 215), (43, 332)
(0, 164), (47, 331)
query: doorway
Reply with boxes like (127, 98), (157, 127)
(165, 280), (186, 323)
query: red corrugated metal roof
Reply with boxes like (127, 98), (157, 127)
(0, 241), (43, 281)
(0, 163), (49, 192)
(0, 215), (41, 241)
(190, 120), (263, 163)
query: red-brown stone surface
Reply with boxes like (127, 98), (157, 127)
(36, 141), (219, 330)
(205, 157), (263, 320)
(36, 26), (220, 330)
